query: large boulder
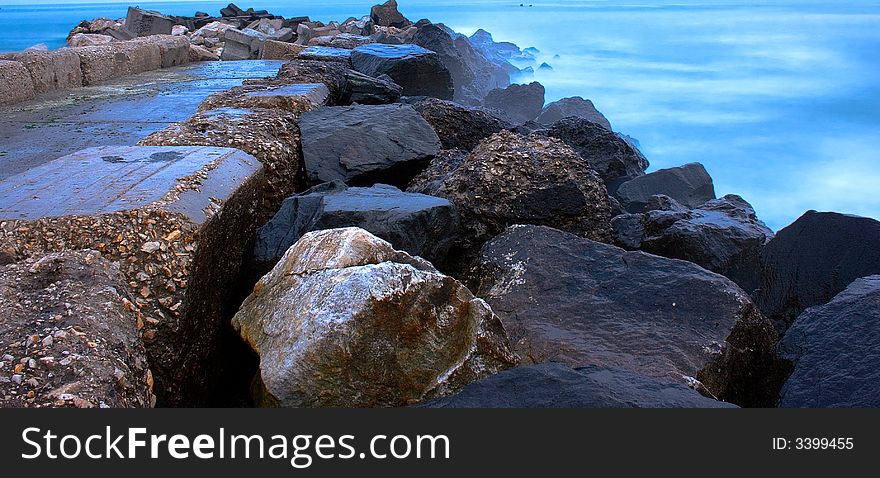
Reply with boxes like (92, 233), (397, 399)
(0, 250), (153, 408)
(74, 41), (163, 85)
(612, 195), (773, 294)
(546, 117), (648, 193)
(131, 35), (191, 69)
(778, 275), (880, 407)
(248, 181), (458, 279)
(274, 59), (402, 105)
(409, 131), (612, 266)
(0, 60), (36, 105)
(466, 29), (522, 76)
(232, 227), (517, 407)
(615, 162), (716, 213)
(474, 225), (787, 407)
(0, 146), (271, 406)
(298, 104), (441, 187)
(0, 49), (82, 95)
(421, 363), (737, 408)
(370, 0), (412, 29)
(412, 98), (512, 150)
(67, 33), (115, 48)
(537, 96), (612, 129)
(350, 43), (453, 99)
(757, 211), (880, 331)
(125, 7), (174, 37)
(484, 82), (545, 125)
(198, 82), (330, 114)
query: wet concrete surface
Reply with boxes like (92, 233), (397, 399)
(0, 60), (283, 181)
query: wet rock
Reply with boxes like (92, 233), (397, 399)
(546, 117), (648, 193)
(233, 227), (517, 407)
(299, 46), (353, 65)
(0, 250), (153, 408)
(757, 211), (880, 331)
(406, 149), (467, 194)
(249, 181), (457, 279)
(537, 96), (612, 129)
(411, 98), (512, 150)
(409, 131), (612, 267)
(0, 146), (269, 406)
(344, 70), (402, 104)
(0, 60), (36, 105)
(421, 363), (737, 408)
(778, 275), (880, 407)
(299, 104), (440, 187)
(370, 0), (412, 29)
(0, 49), (82, 95)
(474, 224), (787, 407)
(612, 195), (773, 294)
(309, 33), (374, 50)
(198, 82), (330, 114)
(615, 162), (716, 213)
(351, 43), (453, 99)
(125, 7), (174, 37)
(274, 59), (401, 105)
(484, 82), (545, 125)
(258, 40), (305, 60)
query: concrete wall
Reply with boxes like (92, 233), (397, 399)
(0, 60), (36, 105)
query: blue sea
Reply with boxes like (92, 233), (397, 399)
(1, 0), (879, 230)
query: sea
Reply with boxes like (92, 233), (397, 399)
(1, 0), (879, 230)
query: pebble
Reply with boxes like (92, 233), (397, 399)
(53, 330), (67, 340)
(141, 242), (161, 254)
(26, 378), (39, 387)
(42, 335), (53, 348)
(1, 354), (12, 361)
(27, 358), (37, 369)
(11, 374), (23, 384)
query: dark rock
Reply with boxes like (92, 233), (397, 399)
(249, 181), (458, 278)
(345, 70), (402, 104)
(298, 46), (352, 65)
(406, 149), (467, 194)
(421, 363), (737, 408)
(409, 132), (612, 268)
(613, 195), (773, 294)
(220, 3), (246, 18)
(484, 82), (545, 125)
(467, 29), (522, 74)
(412, 98), (512, 150)
(757, 211), (880, 331)
(615, 162), (716, 213)
(474, 224), (787, 407)
(299, 104), (441, 187)
(778, 275), (880, 407)
(125, 7), (174, 37)
(351, 43), (454, 99)
(537, 96), (612, 129)
(370, 0), (412, 29)
(274, 59), (401, 105)
(546, 117), (648, 193)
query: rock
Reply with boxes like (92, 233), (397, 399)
(615, 162), (716, 213)
(132, 35), (191, 69)
(0, 250), (154, 408)
(0, 60), (36, 105)
(484, 82), (545, 125)
(67, 32), (114, 48)
(778, 275), (880, 407)
(406, 149), (467, 194)
(344, 70), (402, 104)
(411, 98), (512, 150)
(171, 25), (189, 36)
(74, 40), (163, 85)
(233, 227), (517, 407)
(351, 43), (453, 99)
(249, 181), (458, 279)
(66, 17), (132, 43)
(537, 96), (611, 129)
(125, 7), (174, 37)
(757, 211), (880, 331)
(409, 132), (612, 267)
(189, 44), (220, 62)
(140, 107), (304, 215)
(221, 28), (269, 60)
(0, 49), (82, 95)
(299, 46), (353, 64)
(420, 363), (737, 408)
(273, 59), (401, 105)
(258, 40), (306, 60)
(467, 29), (522, 75)
(474, 225), (787, 407)
(370, 0), (412, 29)
(310, 33), (374, 50)
(220, 3), (246, 18)
(614, 195), (773, 294)
(0, 146), (272, 406)
(545, 117), (648, 193)
(191, 21), (236, 44)
(298, 104), (440, 187)
(198, 83), (330, 114)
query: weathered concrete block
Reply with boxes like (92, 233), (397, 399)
(259, 40), (306, 60)
(133, 35), (191, 68)
(0, 60), (36, 105)
(75, 41), (163, 85)
(221, 28), (269, 61)
(0, 146), (268, 406)
(0, 49), (83, 94)
(199, 83), (329, 114)
(125, 7), (174, 37)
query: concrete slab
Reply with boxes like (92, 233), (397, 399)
(0, 60), (283, 181)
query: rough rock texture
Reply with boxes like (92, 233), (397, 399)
(259, 40), (306, 60)
(125, 7), (174, 37)
(198, 83), (330, 114)
(74, 40), (162, 85)
(412, 98), (512, 150)
(140, 107), (304, 218)
(233, 227), (517, 407)
(406, 149), (467, 194)
(474, 225), (787, 407)
(370, 0), (412, 29)
(421, 363), (737, 408)
(274, 59), (402, 105)
(612, 195), (774, 294)
(309, 33), (374, 50)
(249, 181), (457, 280)
(484, 82), (545, 125)
(757, 211), (880, 331)
(0, 250), (153, 408)
(537, 96), (612, 129)
(0, 146), (268, 406)
(778, 275), (880, 408)
(546, 117), (648, 193)
(0, 60), (36, 105)
(409, 131), (612, 266)
(615, 162), (716, 213)
(131, 35), (191, 69)
(351, 43), (453, 99)
(67, 33), (115, 48)
(299, 46), (353, 65)
(0, 49), (82, 95)
(299, 104), (441, 187)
